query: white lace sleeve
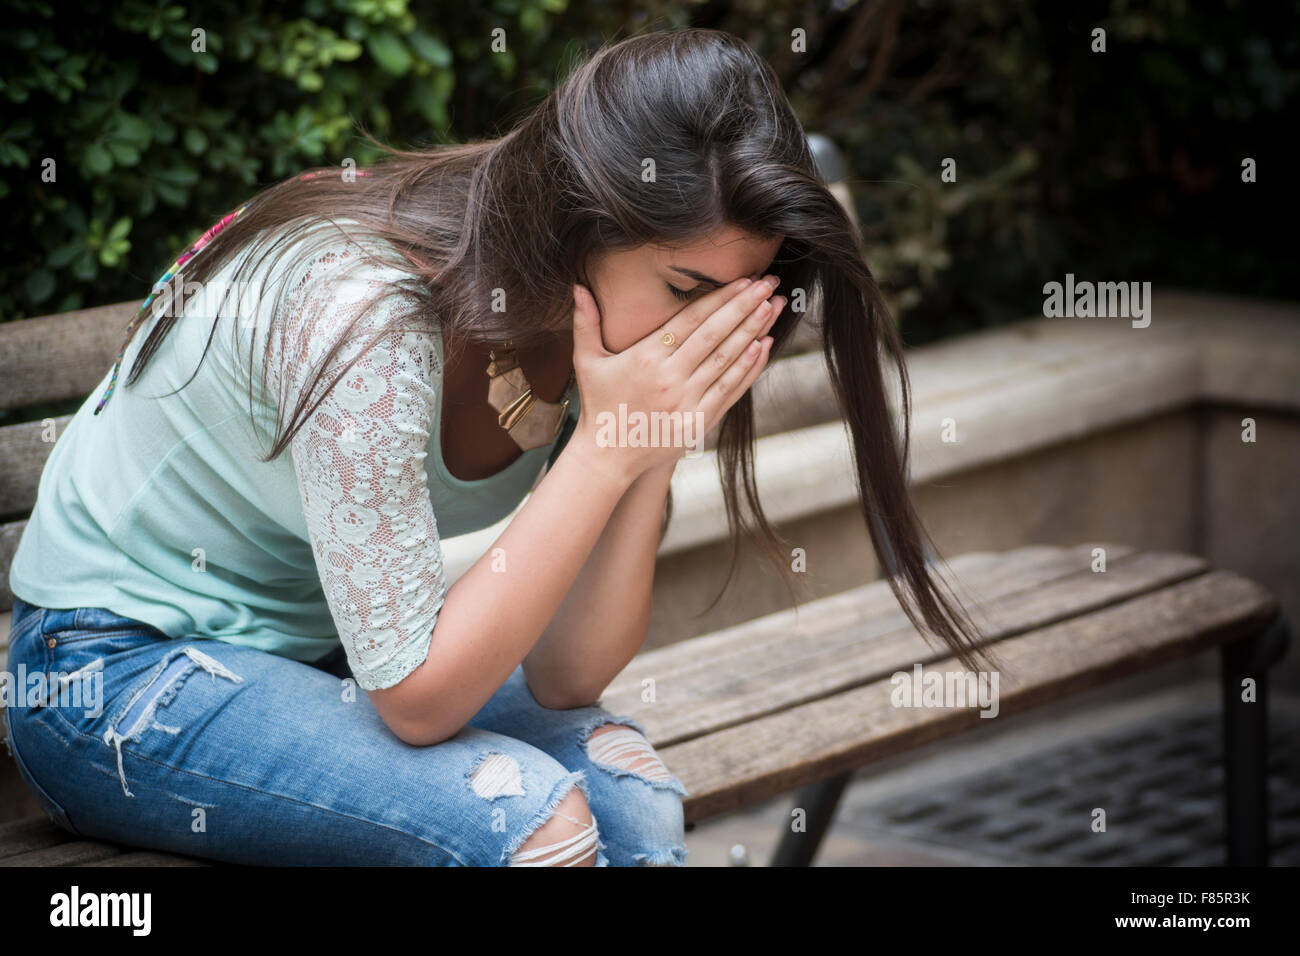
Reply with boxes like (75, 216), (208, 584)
(267, 238), (447, 691)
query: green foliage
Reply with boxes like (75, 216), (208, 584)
(2, 0), (1295, 343)
(1, 0), (635, 319)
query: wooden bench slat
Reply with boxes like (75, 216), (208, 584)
(612, 543), (1123, 689)
(0, 418), (72, 517)
(85, 851), (212, 867)
(0, 521), (27, 612)
(602, 543), (1165, 744)
(0, 304), (134, 412)
(1, 609), (11, 670)
(664, 568), (1277, 822)
(1, 840), (126, 866)
(610, 548), (1209, 749)
(0, 815), (78, 860)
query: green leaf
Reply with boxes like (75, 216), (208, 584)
(155, 181), (188, 206)
(153, 164), (200, 186)
(48, 240), (84, 268)
(114, 113), (153, 145)
(407, 30), (452, 67)
(25, 269), (56, 303)
(0, 142), (29, 166)
(84, 142), (113, 175)
(106, 140), (140, 165)
(72, 250), (97, 281)
(333, 38), (363, 60)
(520, 6), (544, 35)
(183, 127), (208, 153)
(367, 30), (412, 75)
(62, 203), (87, 232)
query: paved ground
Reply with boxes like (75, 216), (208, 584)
(684, 678), (1300, 867)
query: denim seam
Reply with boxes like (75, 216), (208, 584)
(44, 690), (471, 864)
(44, 628), (164, 646)
(5, 708), (79, 833)
(7, 604), (45, 650)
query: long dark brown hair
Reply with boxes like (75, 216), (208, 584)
(109, 27), (999, 674)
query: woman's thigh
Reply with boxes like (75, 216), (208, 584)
(3, 600), (607, 866)
(465, 663), (690, 866)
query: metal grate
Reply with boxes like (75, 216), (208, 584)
(842, 704), (1300, 866)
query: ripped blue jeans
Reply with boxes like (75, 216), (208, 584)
(2, 597), (689, 866)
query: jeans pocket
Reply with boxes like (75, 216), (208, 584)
(3, 706), (81, 835)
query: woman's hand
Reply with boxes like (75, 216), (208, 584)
(568, 274), (787, 482)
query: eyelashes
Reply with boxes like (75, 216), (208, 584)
(667, 282), (697, 302)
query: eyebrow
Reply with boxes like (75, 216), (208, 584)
(668, 266), (726, 287)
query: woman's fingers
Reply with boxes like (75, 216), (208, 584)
(698, 334), (773, 427)
(571, 284), (609, 361)
(687, 294), (785, 400)
(650, 277), (754, 358)
(667, 275), (779, 375)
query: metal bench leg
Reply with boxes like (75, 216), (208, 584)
(1219, 613), (1290, 867)
(769, 770), (852, 866)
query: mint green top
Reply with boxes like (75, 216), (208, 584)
(9, 218), (578, 690)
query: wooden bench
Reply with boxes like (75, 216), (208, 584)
(1, 541), (1288, 866)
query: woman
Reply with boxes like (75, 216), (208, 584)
(4, 28), (991, 866)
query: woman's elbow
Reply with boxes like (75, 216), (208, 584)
(367, 669), (460, 746)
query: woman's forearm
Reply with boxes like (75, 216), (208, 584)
(370, 442), (637, 745)
(522, 460), (676, 707)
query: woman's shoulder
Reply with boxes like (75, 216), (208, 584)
(276, 215), (423, 294)
(267, 217), (441, 400)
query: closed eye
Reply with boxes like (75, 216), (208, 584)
(667, 282), (698, 302)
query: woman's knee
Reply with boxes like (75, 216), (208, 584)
(580, 722), (689, 865)
(508, 781), (600, 866)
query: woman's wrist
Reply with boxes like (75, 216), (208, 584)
(562, 434), (643, 492)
